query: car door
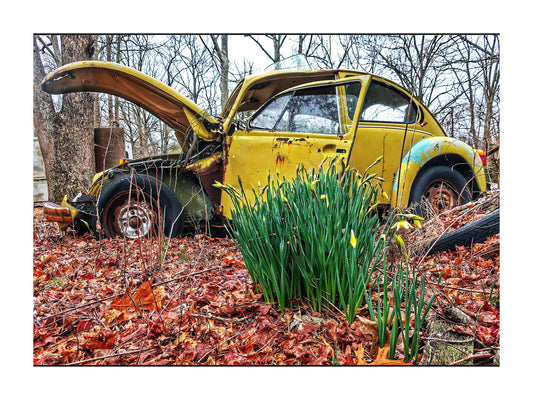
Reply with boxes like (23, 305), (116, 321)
(220, 78), (366, 216)
(348, 78), (430, 200)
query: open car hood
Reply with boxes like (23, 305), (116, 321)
(41, 61), (220, 141)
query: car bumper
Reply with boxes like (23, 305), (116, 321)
(43, 197), (80, 229)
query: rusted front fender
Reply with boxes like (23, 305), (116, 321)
(391, 137), (487, 208)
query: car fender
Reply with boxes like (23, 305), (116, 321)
(391, 137), (487, 208)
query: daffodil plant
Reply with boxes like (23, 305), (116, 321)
(366, 211), (441, 362)
(219, 158), (394, 323)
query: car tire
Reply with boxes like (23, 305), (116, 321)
(97, 174), (184, 239)
(409, 166), (472, 217)
(424, 208), (499, 255)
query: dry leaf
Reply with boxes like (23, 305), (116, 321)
(355, 344), (412, 365)
(357, 315), (381, 357)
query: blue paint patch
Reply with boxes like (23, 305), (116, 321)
(401, 138), (436, 164)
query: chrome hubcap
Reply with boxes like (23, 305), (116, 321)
(116, 202), (155, 239)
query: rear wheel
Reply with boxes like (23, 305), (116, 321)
(410, 166), (472, 217)
(97, 174), (184, 239)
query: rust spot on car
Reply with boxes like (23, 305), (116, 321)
(276, 153), (287, 167)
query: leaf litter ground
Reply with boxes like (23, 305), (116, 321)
(33, 193), (499, 365)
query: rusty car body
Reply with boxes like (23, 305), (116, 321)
(41, 59), (487, 239)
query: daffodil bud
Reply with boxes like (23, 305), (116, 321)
(350, 229), (357, 248)
(394, 234), (408, 259)
(399, 213), (424, 221)
(309, 183), (319, 200)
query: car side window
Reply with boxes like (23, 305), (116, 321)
(249, 82), (361, 135)
(276, 86), (340, 134)
(247, 94), (291, 130)
(360, 80), (418, 123)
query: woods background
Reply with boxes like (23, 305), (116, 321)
(33, 34), (499, 201)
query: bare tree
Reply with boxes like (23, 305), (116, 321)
(99, 34), (123, 125)
(305, 35), (355, 69)
(245, 34), (288, 65)
(443, 36), (480, 145)
(209, 35), (230, 109)
(358, 35), (453, 110)
(34, 34), (96, 202)
(114, 35), (167, 157)
(159, 35), (218, 113)
(469, 35), (500, 150)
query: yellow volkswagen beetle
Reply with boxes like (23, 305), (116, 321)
(41, 59), (486, 239)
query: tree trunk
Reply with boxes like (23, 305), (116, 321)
(210, 35), (229, 111)
(220, 35), (229, 108)
(33, 35), (96, 202)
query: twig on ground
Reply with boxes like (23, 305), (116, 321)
(43, 265), (224, 320)
(66, 348), (153, 365)
(449, 352), (492, 366)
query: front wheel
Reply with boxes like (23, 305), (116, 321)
(409, 166), (472, 217)
(97, 174), (184, 239)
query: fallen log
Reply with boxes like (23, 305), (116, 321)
(419, 315), (475, 365)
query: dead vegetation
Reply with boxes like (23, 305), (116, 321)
(33, 193), (499, 365)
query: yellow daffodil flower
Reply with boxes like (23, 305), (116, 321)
(393, 220), (413, 231)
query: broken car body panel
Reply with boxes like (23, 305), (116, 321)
(41, 61), (220, 143)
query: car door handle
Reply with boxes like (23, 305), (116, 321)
(322, 144), (336, 154)
(321, 144), (346, 154)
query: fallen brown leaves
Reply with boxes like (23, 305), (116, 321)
(33, 207), (376, 365)
(403, 192), (500, 364)
(33, 193), (500, 366)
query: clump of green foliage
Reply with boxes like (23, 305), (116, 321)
(217, 158), (395, 324)
(218, 159), (441, 362)
(367, 215), (441, 362)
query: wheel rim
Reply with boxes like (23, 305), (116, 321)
(103, 194), (158, 239)
(423, 181), (460, 214)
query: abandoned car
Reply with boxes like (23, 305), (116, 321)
(41, 60), (487, 239)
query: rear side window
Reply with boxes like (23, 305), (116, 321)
(249, 82), (361, 135)
(360, 80), (418, 123)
